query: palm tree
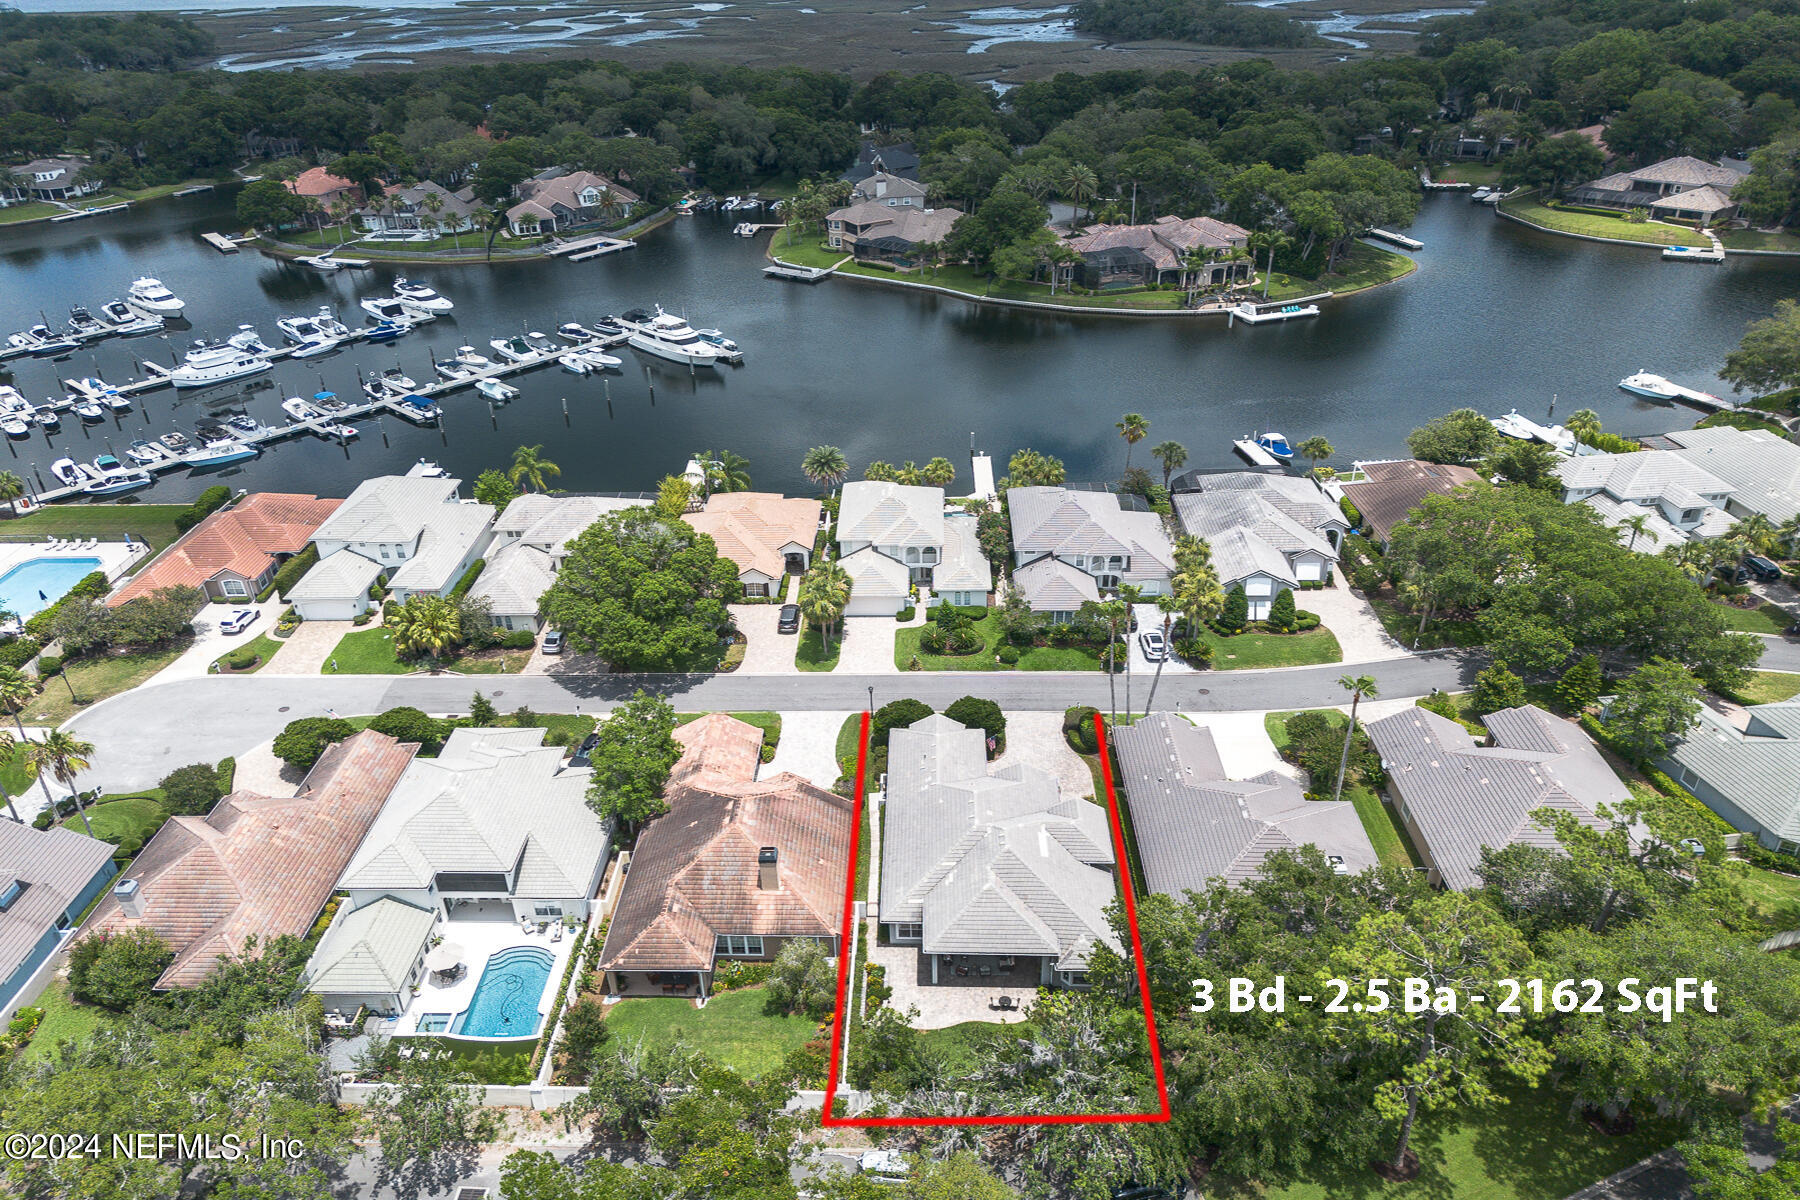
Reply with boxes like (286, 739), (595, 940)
(1116, 413), (1149, 472)
(1062, 163), (1099, 227)
(0, 667), (34, 738)
(0, 471), (24, 516)
(1332, 675), (1378, 804)
(799, 560), (851, 654)
(595, 185), (622, 226)
(1618, 514), (1652, 553)
(1248, 230), (1293, 300)
(1778, 514), (1800, 561)
(384, 595), (463, 660)
(896, 461), (924, 486)
(712, 450), (752, 494)
(864, 461), (897, 482)
(921, 457), (956, 487)
(508, 445), (561, 493)
(422, 189), (451, 250)
(1566, 408), (1602, 447)
(26, 730), (95, 838)
(1729, 514), (1777, 557)
(1295, 436), (1334, 477)
(800, 445), (849, 496)
(1150, 441), (1188, 491)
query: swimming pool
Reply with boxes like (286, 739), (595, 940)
(451, 946), (555, 1038)
(0, 557), (102, 618)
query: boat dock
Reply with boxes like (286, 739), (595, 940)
(547, 234), (636, 261)
(1366, 228), (1423, 251)
(173, 184), (215, 197)
(764, 256), (846, 283)
(1233, 439), (1283, 467)
(1664, 230), (1725, 262)
(969, 450), (996, 502)
(200, 231), (252, 253)
(49, 202), (131, 223)
(1229, 299), (1323, 326)
(1420, 172), (1472, 191)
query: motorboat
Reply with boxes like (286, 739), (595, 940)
(0, 412), (28, 439)
(124, 439), (160, 466)
(227, 326), (274, 356)
(96, 300), (162, 336)
(1254, 431), (1295, 460)
(291, 337), (340, 360)
(590, 318), (624, 337)
(226, 414), (260, 434)
(475, 378), (518, 403)
(361, 320), (407, 344)
(13, 326), (78, 358)
(360, 296), (434, 325)
(51, 457), (83, 487)
(193, 418), (233, 445)
(168, 340), (272, 389)
(1469, 187), (1492, 202)
(297, 254), (344, 272)
(559, 353), (592, 376)
(393, 394), (441, 423)
(576, 346), (622, 369)
(490, 336), (535, 364)
(319, 421), (359, 441)
(159, 431), (192, 452)
(1490, 410), (1537, 440)
(313, 390), (348, 413)
(92, 453), (124, 474)
(313, 307), (354, 339)
(282, 396), (323, 422)
(186, 440), (259, 468)
(66, 307), (108, 340)
(277, 313), (329, 343)
(73, 398), (104, 421)
(694, 328), (741, 361)
(63, 376), (117, 402)
(392, 277), (453, 311)
(1618, 372), (1683, 401)
(557, 322), (594, 343)
(34, 407), (59, 431)
(452, 345), (493, 368)
(524, 330), (557, 353)
(126, 277), (185, 316)
(435, 358), (475, 381)
(83, 468), (153, 496)
(614, 307), (723, 367)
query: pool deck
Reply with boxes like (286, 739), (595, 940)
(395, 917), (577, 1040)
(0, 537), (146, 618)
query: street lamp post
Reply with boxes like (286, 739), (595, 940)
(867, 686), (873, 714)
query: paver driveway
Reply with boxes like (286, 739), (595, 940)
(837, 617), (899, 674)
(732, 603), (799, 674)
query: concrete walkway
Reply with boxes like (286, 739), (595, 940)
(762, 710), (852, 789)
(263, 619), (357, 676)
(148, 600), (285, 684)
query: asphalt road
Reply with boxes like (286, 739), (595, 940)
(71, 653), (1488, 788)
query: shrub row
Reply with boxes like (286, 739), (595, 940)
(266, 544), (319, 604)
(530, 923), (589, 1076)
(1576, 713), (1735, 834)
(23, 570), (111, 642)
(173, 485), (232, 535)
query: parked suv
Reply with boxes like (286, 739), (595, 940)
(218, 609), (258, 635)
(778, 603), (801, 633)
(1744, 554), (1784, 583)
(541, 629), (565, 654)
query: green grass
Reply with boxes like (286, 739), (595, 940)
(1719, 670), (1800, 708)
(1369, 598), (1487, 651)
(0, 743), (37, 798)
(1695, 410), (1788, 434)
(1344, 784), (1423, 872)
(211, 632), (283, 674)
(893, 613), (1106, 672)
(1313, 241), (1417, 295)
(917, 1021), (1020, 1072)
(1498, 195), (1709, 247)
(400, 1036), (535, 1084)
(22, 980), (114, 1062)
(1202, 625), (1342, 669)
(0, 505), (188, 573)
(1430, 162), (1503, 186)
(604, 986), (820, 1077)
(1719, 228), (1800, 253)
(796, 626), (842, 672)
(61, 793), (167, 845)
(28, 640), (192, 726)
(1728, 861), (1800, 928)
(1214, 1082), (1681, 1200)
(0, 201), (59, 225)
(321, 627), (527, 675)
(1712, 600), (1791, 634)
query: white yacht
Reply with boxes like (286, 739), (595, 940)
(490, 336), (536, 364)
(576, 346), (622, 369)
(1618, 372), (1683, 401)
(84, 468), (153, 496)
(277, 313), (330, 343)
(186, 440), (259, 468)
(51, 458), (84, 487)
(360, 296), (434, 325)
(282, 396), (323, 423)
(0, 410), (28, 439)
(169, 339), (273, 389)
(126, 440), (161, 466)
(392, 278), (453, 311)
(452, 345), (493, 368)
(614, 307), (723, 367)
(97, 300), (162, 336)
(559, 353), (592, 376)
(227, 325), (275, 356)
(557, 322), (593, 343)
(126, 277), (185, 316)
(475, 378), (518, 403)
(435, 358), (475, 381)
(291, 337), (341, 360)
(73, 398), (105, 422)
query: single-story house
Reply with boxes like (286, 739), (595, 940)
(1564, 155), (1746, 225)
(107, 492), (341, 608)
(851, 171), (927, 207)
(825, 201), (963, 265)
(8, 157), (102, 203)
(880, 714), (1119, 988)
(1556, 450), (1736, 552)
(1008, 486), (1176, 620)
(1658, 698), (1800, 855)
(1172, 472), (1346, 619)
(360, 180), (480, 234)
(302, 895), (437, 1017)
(0, 822), (117, 1020)
(475, 493), (646, 631)
(1364, 704), (1625, 890)
(1060, 215), (1252, 291)
(1114, 713), (1377, 893)
(934, 511), (992, 608)
(82, 731), (417, 989)
(285, 167), (360, 208)
(1340, 460), (1482, 550)
(838, 481), (946, 614)
(597, 714), (851, 998)
(506, 168), (639, 236)
(337, 727), (608, 925)
(684, 492), (822, 598)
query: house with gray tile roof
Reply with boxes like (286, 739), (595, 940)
(1565, 155), (1747, 224)
(1114, 714), (1377, 894)
(490, 493), (645, 562)
(1662, 426), (1800, 525)
(338, 727), (608, 924)
(1171, 472), (1345, 620)
(1007, 486), (1174, 620)
(851, 171), (928, 206)
(825, 201), (963, 264)
(934, 511), (992, 607)
(1556, 449), (1735, 551)
(303, 895), (437, 1016)
(470, 540), (557, 633)
(1365, 704), (1626, 890)
(839, 481), (947, 614)
(880, 714), (1119, 987)
(0, 822), (117, 1020)
(291, 474), (495, 620)
(1659, 699), (1800, 854)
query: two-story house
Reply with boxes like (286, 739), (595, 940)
(824, 201), (962, 265)
(1060, 215), (1252, 291)
(838, 481), (944, 615)
(10, 157), (102, 204)
(474, 494), (646, 631)
(850, 170), (927, 207)
(360, 180), (480, 234)
(1007, 486), (1176, 621)
(506, 167), (639, 236)
(1555, 450), (1736, 554)
(1171, 472), (1346, 620)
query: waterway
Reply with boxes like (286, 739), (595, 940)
(0, 190), (1795, 504)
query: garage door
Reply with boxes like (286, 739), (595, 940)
(845, 592), (901, 617)
(1297, 559), (1323, 581)
(293, 599), (363, 622)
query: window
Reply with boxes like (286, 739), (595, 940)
(0, 879), (27, 912)
(379, 547), (391, 560)
(222, 579), (248, 597)
(714, 934), (765, 958)
(894, 922), (923, 941)
(534, 903), (563, 918)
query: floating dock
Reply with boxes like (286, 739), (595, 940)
(1366, 228), (1423, 251)
(49, 202), (131, 223)
(547, 233), (636, 260)
(1233, 439), (1283, 468)
(200, 232), (242, 253)
(764, 257), (844, 283)
(1229, 300), (1322, 326)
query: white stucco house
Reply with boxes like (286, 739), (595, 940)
(1007, 486), (1176, 621)
(837, 481), (944, 615)
(474, 493), (646, 630)
(1171, 472), (1345, 620)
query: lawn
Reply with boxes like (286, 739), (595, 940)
(1720, 670), (1800, 707)
(1214, 1083), (1682, 1200)
(604, 986), (820, 1077)
(0, 504), (188, 573)
(893, 612), (1106, 672)
(836, 712), (865, 781)
(1713, 600), (1791, 634)
(1369, 597), (1487, 651)
(211, 632), (283, 674)
(1729, 862), (1800, 928)
(1317, 241), (1417, 295)
(0, 743), (37, 799)
(321, 628), (528, 675)
(27, 640), (192, 726)
(0, 201), (59, 225)
(1202, 625), (1342, 670)
(22, 980), (114, 1062)
(796, 626), (842, 672)
(61, 794), (166, 845)
(1430, 162), (1503, 186)
(1719, 228), (1800, 253)
(917, 1020), (1021, 1072)
(1264, 711), (1423, 871)
(1498, 196), (1709, 247)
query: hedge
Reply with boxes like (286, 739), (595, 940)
(1338, 495), (1362, 530)
(1576, 713), (1735, 834)
(449, 558), (486, 600)
(268, 545), (319, 603)
(530, 923), (589, 1075)
(23, 570), (112, 641)
(173, 486), (232, 535)
(0, 638), (41, 669)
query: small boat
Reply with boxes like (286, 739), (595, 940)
(227, 326), (274, 356)
(320, 422), (359, 441)
(291, 337), (340, 360)
(35, 407), (60, 431)
(84, 468), (153, 496)
(125, 439), (161, 465)
(21, 326), (79, 357)
(101, 393), (130, 412)
(95, 302), (162, 337)
(51, 457), (82, 487)
(393, 394), (441, 423)
(380, 367), (417, 393)
(1618, 372), (1682, 401)
(525, 331), (557, 353)
(452, 345), (493, 368)
(192, 419), (233, 445)
(557, 322), (594, 343)
(1255, 432), (1295, 460)
(475, 378), (518, 403)
(282, 396), (322, 422)
(1469, 187), (1492, 202)
(0, 413), (29, 439)
(67, 307), (108, 340)
(1490, 410), (1537, 440)
(226, 414), (259, 434)
(297, 254), (344, 272)
(159, 431), (192, 452)
(392, 278), (453, 312)
(126, 276), (185, 316)
(92, 453), (124, 474)
(412, 458), (447, 477)
(186, 440), (259, 468)
(559, 353), (592, 376)
(695, 328), (739, 357)
(361, 320), (407, 344)
(576, 346), (622, 369)
(434, 359), (474, 381)
(313, 390), (348, 413)
(590, 318), (624, 337)
(64, 376), (116, 402)
(360, 296), (434, 324)
(73, 399), (105, 422)
(490, 337), (535, 364)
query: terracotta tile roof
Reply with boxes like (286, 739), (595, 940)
(286, 167), (358, 199)
(107, 493), (341, 607)
(599, 715), (851, 974)
(1340, 460), (1482, 543)
(683, 492), (820, 581)
(83, 730), (417, 989)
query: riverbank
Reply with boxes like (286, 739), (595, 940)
(766, 236), (1414, 316)
(0, 179), (233, 228)
(1498, 193), (1800, 256)
(256, 206), (678, 265)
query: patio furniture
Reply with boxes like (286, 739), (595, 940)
(954, 965), (970, 977)
(978, 965), (992, 977)
(989, 995), (1017, 1012)
(424, 942), (465, 982)
(552, 923), (564, 943)
(998, 956), (1016, 970)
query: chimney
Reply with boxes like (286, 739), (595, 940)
(112, 877), (144, 919)
(757, 847), (779, 892)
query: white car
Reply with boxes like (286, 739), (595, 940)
(218, 608), (259, 635)
(860, 1149), (909, 1183)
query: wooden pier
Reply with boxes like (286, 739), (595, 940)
(547, 233), (636, 261)
(49, 202), (131, 223)
(200, 231), (243, 253)
(764, 257), (845, 283)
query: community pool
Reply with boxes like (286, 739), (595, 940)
(0, 557), (102, 618)
(451, 945), (554, 1038)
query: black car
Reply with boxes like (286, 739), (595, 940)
(571, 732), (600, 767)
(1744, 554), (1784, 583)
(778, 603), (801, 633)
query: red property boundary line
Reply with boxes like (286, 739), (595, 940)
(821, 711), (1172, 1128)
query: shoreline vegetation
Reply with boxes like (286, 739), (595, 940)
(254, 203), (681, 265)
(1498, 191), (1800, 256)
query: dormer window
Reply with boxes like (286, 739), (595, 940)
(0, 879), (28, 912)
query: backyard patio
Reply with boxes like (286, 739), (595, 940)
(392, 916), (577, 1040)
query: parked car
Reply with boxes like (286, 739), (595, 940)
(1139, 629), (1168, 661)
(859, 1150), (909, 1183)
(571, 731), (600, 767)
(218, 608), (258, 635)
(541, 629), (565, 654)
(778, 603), (801, 633)
(1744, 554), (1783, 583)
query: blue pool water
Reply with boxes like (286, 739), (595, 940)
(452, 946), (554, 1038)
(0, 557), (102, 618)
